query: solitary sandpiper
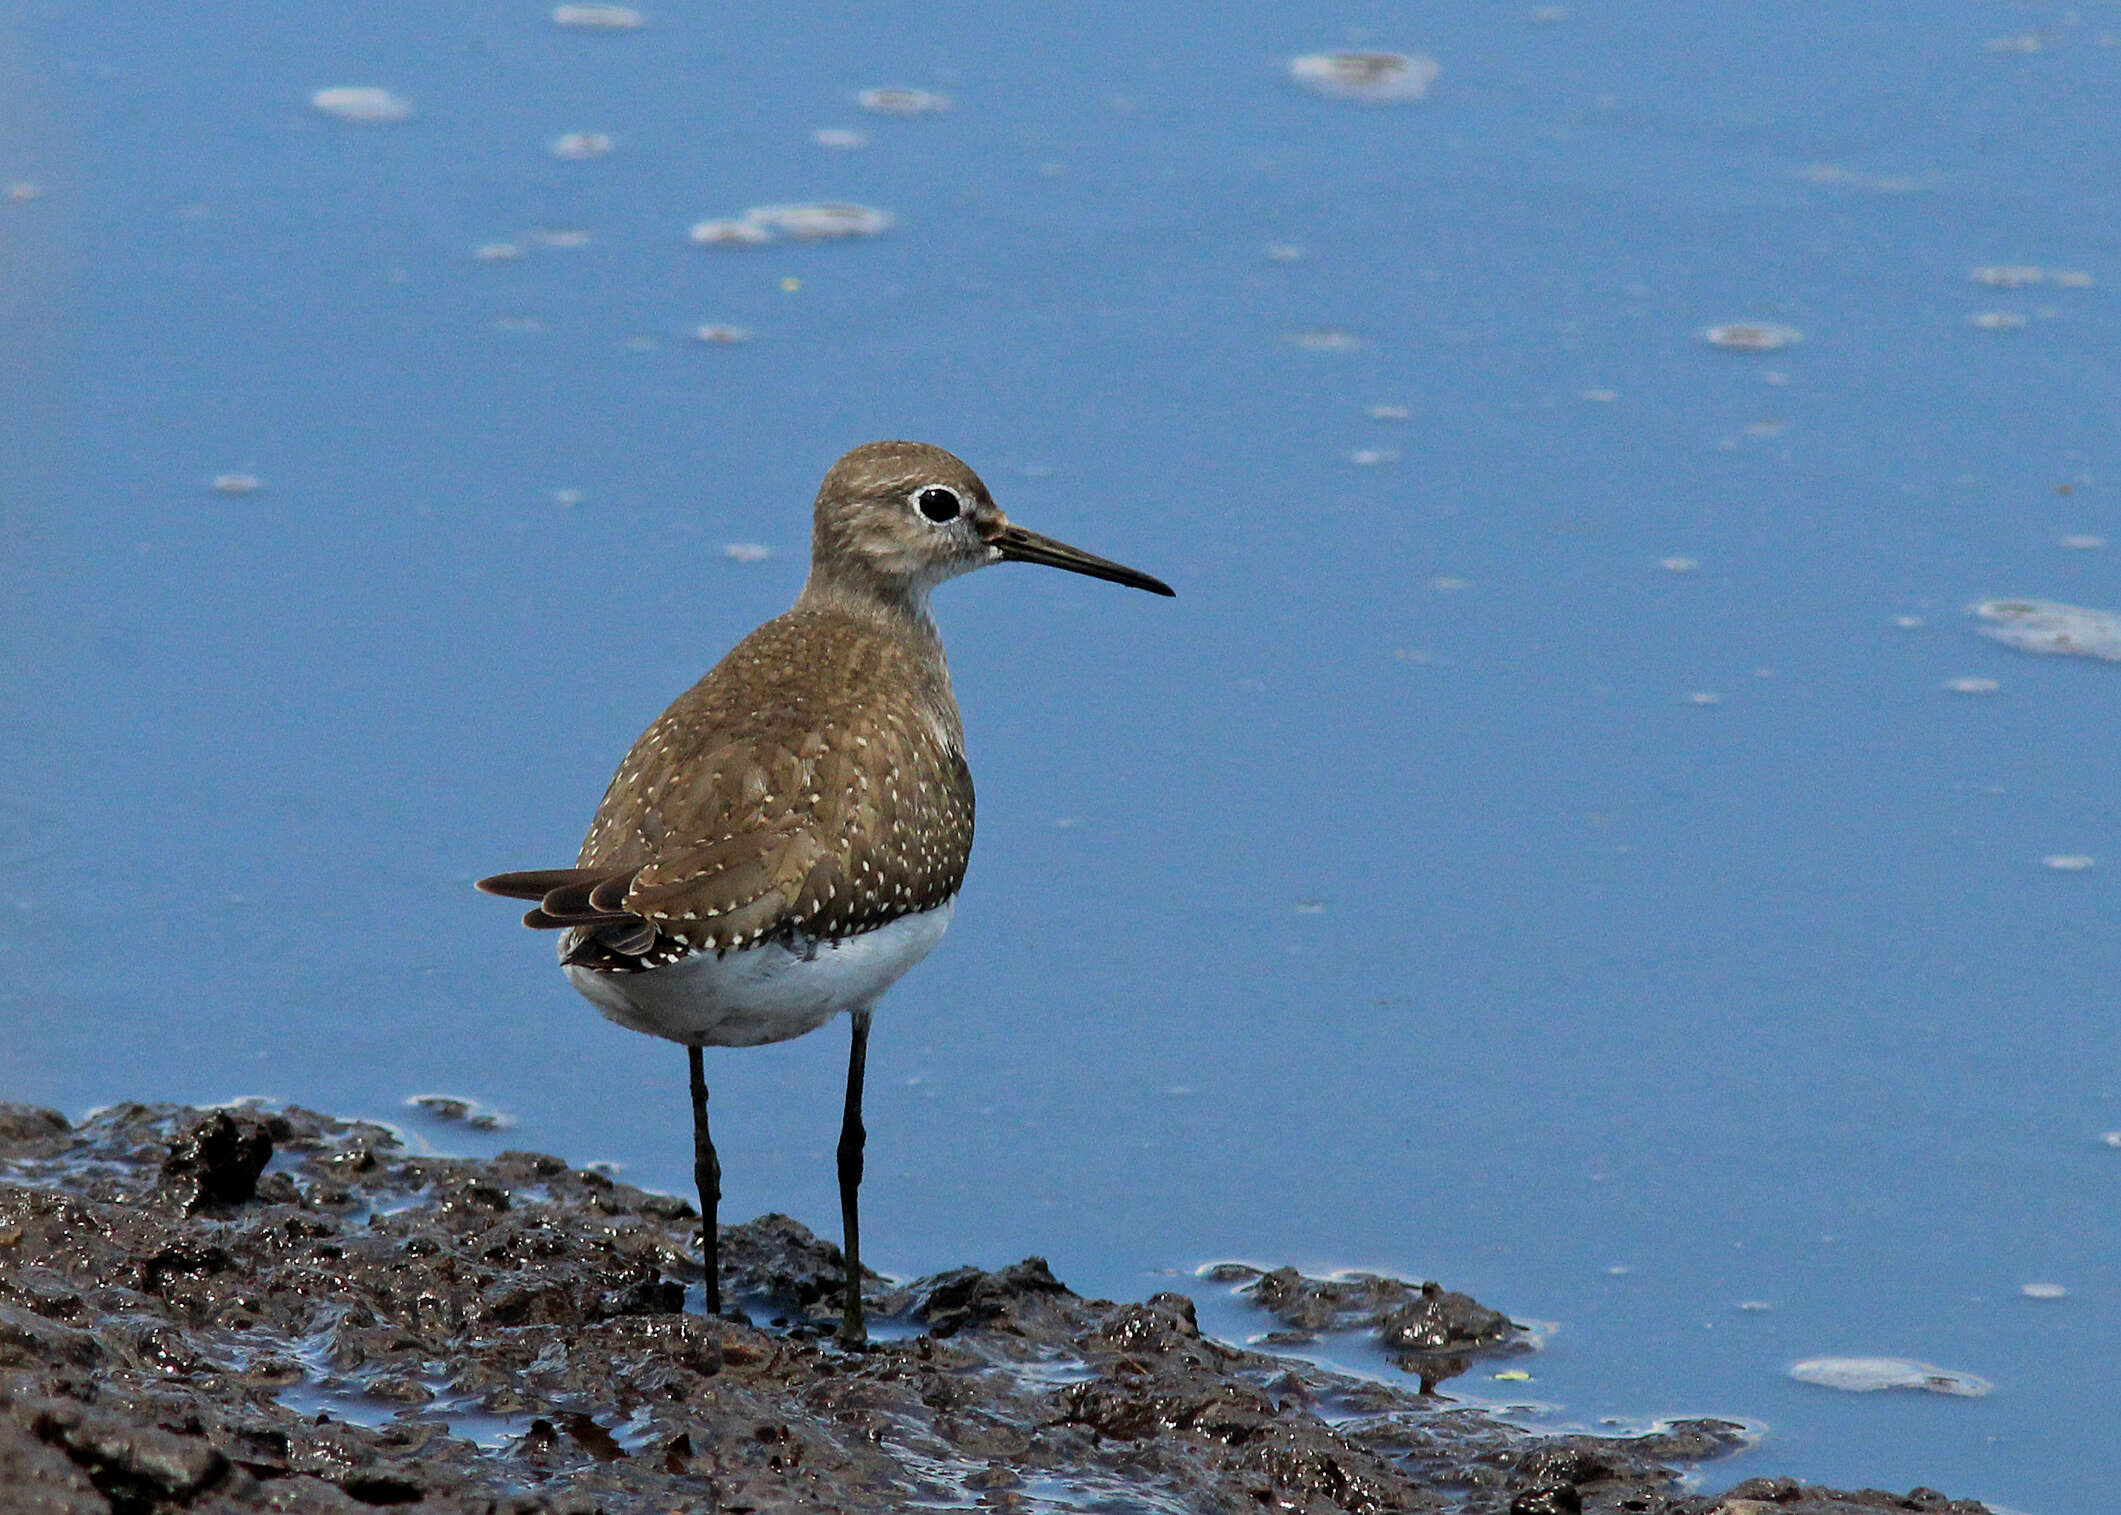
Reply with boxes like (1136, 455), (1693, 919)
(478, 440), (1172, 1344)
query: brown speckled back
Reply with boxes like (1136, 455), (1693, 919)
(568, 602), (973, 964)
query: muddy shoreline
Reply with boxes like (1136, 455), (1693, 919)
(0, 1102), (1992, 1513)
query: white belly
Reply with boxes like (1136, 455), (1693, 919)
(562, 900), (954, 1049)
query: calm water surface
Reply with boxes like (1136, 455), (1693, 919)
(4, 4), (2118, 1510)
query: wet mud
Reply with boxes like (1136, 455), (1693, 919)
(0, 1102), (1994, 1513)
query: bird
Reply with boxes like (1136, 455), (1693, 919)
(476, 440), (1173, 1344)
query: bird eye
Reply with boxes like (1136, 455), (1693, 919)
(914, 486), (961, 524)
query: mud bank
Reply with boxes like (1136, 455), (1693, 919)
(0, 1102), (1991, 1514)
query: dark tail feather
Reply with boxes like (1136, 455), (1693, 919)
(524, 906), (637, 930)
(477, 867), (606, 902)
(537, 867), (642, 920)
(482, 866), (647, 931)
(483, 863), (663, 965)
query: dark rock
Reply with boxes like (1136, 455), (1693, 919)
(593, 1270), (686, 1319)
(0, 1105), (71, 1155)
(1516, 1443), (1620, 1485)
(0, 1302), (103, 1369)
(0, 1395), (106, 1514)
(1088, 1291), (1205, 1351)
(719, 1210), (862, 1314)
(18, 1392), (230, 1505)
(1511, 1483), (1582, 1514)
(1630, 1417), (1752, 1462)
(157, 1110), (277, 1212)
(909, 1256), (1069, 1336)
(1705, 1478), (1996, 1513)
(1377, 1279), (1514, 1351)
(1249, 1263), (1345, 1329)
(1215, 1260), (1530, 1392)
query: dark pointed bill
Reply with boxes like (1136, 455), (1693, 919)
(991, 523), (1175, 596)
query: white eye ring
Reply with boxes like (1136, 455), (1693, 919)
(912, 485), (962, 524)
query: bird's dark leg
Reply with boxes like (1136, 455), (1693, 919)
(688, 1045), (721, 1316)
(836, 1008), (872, 1347)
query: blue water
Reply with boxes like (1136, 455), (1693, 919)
(5, 3), (2118, 1509)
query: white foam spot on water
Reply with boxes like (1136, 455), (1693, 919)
(1944, 676), (2000, 694)
(692, 324), (752, 345)
(1972, 265), (2047, 288)
(1969, 311), (2029, 330)
(1289, 327), (1363, 352)
(2042, 854), (2095, 871)
(1658, 556), (1699, 573)
(1796, 164), (1931, 193)
(472, 242), (522, 262)
(1790, 1357), (1992, 1396)
(689, 218), (772, 246)
(813, 128), (866, 150)
(311, 86), (413, 123)
(211, 474), (262, 495)
(550, 132), (614, 160)
(745, 202), (894, 239)
(1973, 598), (2121, 660)
(1291, 52), (1440, 102)
(553, 3), (643, 26)
(694, 204), (894, 245)
(858, 87), (949, 116)
(1704, 322), (1802, 351)
(723, 543), (773, 563)
(2021, 1282), (2068, 1299)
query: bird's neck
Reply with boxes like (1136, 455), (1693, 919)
(795, 569), (944, 652)
(793, 571), (962, 751)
